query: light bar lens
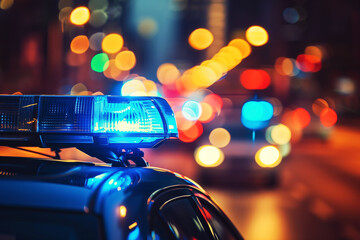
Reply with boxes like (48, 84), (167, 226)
(93, 97), (164, 134)
(0, 95), (177, 148)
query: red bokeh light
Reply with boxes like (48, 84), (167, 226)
(296, 54), (321, 72)
(240, 69), (271, 90)
(204, 94), (223, 115)
(292, 108), (311, 128)
(178, 121), (203, 143)
(320, 108), (337, 127)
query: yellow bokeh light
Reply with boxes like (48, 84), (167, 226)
(190, 66), (217, 88)
(143, 79), (158, 96)
(70, 7), (90, 25)
(218, 46), (242, 70)
(228, 39), (251, 59)
(200, 60), (226, 80)
(70, 35), (89, 54)
(118, 205), (127, 218)
(245, 25), (269, 47)
(195, 145), (224, 167)
(188, 28), (214, 50)
(157, 63), (180, 85)
(209, 128), (231, 148)
(271, 124), (291, 145)
(121, 79), (146, 96)
(115, 50), (136, 71)
(102, 33), (124, 54)
(255, 146), (282, 168)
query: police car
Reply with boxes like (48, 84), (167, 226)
(0, 95), (243, 240)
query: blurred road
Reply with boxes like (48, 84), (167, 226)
(207, 126), (360, 240)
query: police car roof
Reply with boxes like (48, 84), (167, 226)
(0, 156), (204, 213)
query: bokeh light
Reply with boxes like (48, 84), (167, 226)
(320, 108), (337, 127)
(59, 7), (73, 23)
(200, 60), (226, 80)
(137, 18), (158, 38)
(121, 79), (146, 96)
(115, 50), (136, 71)
(157, 63), (180, 85)
(255, 145), (282, 168)
(188, 28), (214, 50)
(241, 100), (273, 130)
(175, 111), (196, 131)
(198, 102), (215, 123)
(312, 98), (329, 116)
(279, 143), (291, 157)
(70, 35), (89, 54)
(305, 46), (323, 60)
(89, 32), (105, 51)
(336, 77), (355, 95)
(71, 83), (88, 95)
(228, 39), (251, 59)
(0, 0), (14, 10)
(271, 124), (292, 145)
(292, 108), (311, 128)
(296, 54), (321, 72)
(190, 65), (217, 88)
(283, 8), (300, 24)
(102, 33), (124, 54)
(70, 7), (90, 25)
(245, 26), (268, 46)
(204, 94), (223, 115)
(195, 145), (224, 167)
(209, 128), (231, 148)
(178, 121), (203, 143)
(182, 100), (202, 121)
(274, 57), (300, 76)
(91, 53), (109, 72)
(103, 59), (127, 80)
(89, 9), (108, 27)
(240, 69), (271, 90)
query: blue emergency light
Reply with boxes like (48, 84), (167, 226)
(0, 95), (177, 149)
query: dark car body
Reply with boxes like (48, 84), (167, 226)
(0, 156), (243, 240)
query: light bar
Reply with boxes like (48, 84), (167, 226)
(0, 95), (177, 148)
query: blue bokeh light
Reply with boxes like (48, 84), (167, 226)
(182, 100), (202, 121)
(241, 100), (274, 130)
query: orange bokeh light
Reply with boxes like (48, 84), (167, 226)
(198, 102), (215, 123)
(70, 35), (89, 54)
(157, 63), (180, 85)
(228, 39), (251, 59)
(188, 28), (214, 50)
(240, 69), (271, 90)
(102, 33), (124, 54)
(70, 7), (90, 25)
(115, 50), (136, 71)
(312, 98), (329, 116)
(292, 108), (311, 128)
(320, 108), (337, 127)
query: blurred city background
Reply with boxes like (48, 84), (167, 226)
(0, 0), (360, 239)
